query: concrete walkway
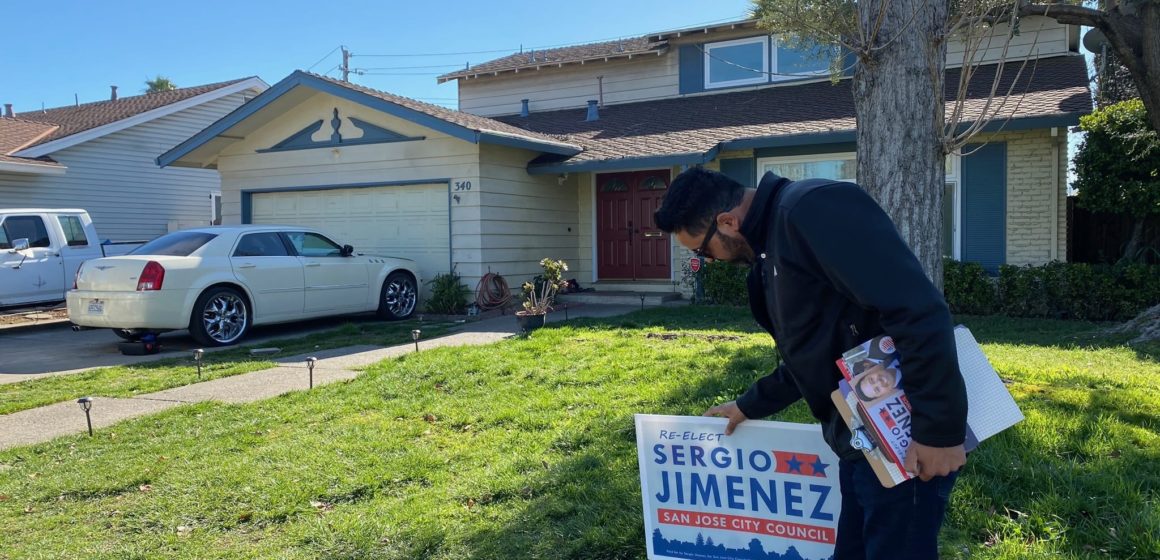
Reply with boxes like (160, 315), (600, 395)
(0, 304), (637, 450)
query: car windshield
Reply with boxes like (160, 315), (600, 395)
(130, 231), (218, 256)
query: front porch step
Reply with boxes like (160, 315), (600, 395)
(556, 290), (682, 307)
(587, 281), (681, 293)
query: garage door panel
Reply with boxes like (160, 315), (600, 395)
(251, 184), (449, 293)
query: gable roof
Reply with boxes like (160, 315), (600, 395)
(0, 118), (65, 173)
(159, 71), (581, 169)
(437, 37), (666, 83)
(12, 77), (268, 159)
(0, 118), (59, 154)
(493, 55), (1092, 173)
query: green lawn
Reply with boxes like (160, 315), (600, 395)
(0, 319), (447, 415)
(0, 307), (1155, 559)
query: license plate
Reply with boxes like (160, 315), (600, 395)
(87, 300), (103, 315)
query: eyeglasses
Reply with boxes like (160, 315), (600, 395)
(693, 218), (719, 259)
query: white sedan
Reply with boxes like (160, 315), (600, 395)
(67, 225), (421, 346)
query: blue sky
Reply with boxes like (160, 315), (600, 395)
(2, 0), (753, 113)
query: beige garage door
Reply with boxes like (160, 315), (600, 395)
(251, 184), (450, 286)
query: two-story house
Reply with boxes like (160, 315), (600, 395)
(160, 16), (1089, 299)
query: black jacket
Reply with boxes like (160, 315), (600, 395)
(735, 172), (967, 461)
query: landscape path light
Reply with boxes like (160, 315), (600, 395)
(193, 349), (204, 380)
(411, 329), (421, 352)
(77, 397), (94, 437)
(306, 357), (317, 389)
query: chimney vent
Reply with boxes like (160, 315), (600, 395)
(110, 85), (118, 101)
(520, 99), (530, 117)
(3, 104), (12, 118)
(585, 99), (599, 122)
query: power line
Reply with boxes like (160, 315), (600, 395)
(355, 64), (466, 71)
(306, 46), (342, 72)
(351, 13), (752, 59)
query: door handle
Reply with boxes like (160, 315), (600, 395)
(238, 264), (256, 269)
(305, 263), (321, 267)
(643, 231), (663, 238)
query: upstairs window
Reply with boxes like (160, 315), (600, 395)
(704, 36), (769, 89)
(701, 35), (832, 90)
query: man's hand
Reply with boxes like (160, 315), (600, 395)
(703, 401), (749, 435)
(904, 441), (967, 481)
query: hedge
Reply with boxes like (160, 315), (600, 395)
(694, 258), (1160, 321)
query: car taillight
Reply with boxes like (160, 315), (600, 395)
(137, 261), (165, 291)
(73, 262), (84, 290)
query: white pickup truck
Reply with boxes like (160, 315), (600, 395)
(1, 209), (139, 307)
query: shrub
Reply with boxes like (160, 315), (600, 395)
(424, 271), (471, 314)
(942, 259), (997, 315)
(985, 262), (1160, 321)
(698, 260), (749, 306)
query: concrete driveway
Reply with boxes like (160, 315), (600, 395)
(0, 316), (381, 382)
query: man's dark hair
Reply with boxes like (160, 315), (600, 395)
(654, 167), (746, 235)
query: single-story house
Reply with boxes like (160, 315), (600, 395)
(159, 17), (1090, 300)
(0, 78), (267, 242)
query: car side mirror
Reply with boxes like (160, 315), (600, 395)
(11, 238), (30, 252)
(341, 244), (354, 257)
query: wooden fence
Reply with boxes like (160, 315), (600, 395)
(1068, 197), (1160, 264)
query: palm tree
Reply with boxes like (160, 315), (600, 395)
(144, 76), (177, 93)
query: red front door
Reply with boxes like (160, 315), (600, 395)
(596, 170), (672, 280)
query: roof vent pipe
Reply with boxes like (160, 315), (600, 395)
(110, 85), (118, 101)
(585, 99), (599, 122)
(3, 104), (12, 118)
(520, 99), (530, 117)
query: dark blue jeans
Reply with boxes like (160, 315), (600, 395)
(834, 458), (958, 560)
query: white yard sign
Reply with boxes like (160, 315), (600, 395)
(635, 414), (841, 560)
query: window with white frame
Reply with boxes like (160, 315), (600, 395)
(704, 36), (769, 89)
(943, 154), (961, 259)
(757, 153), (857, 183)
(703, 36), (831, 90)
(758, 153), (962, 258)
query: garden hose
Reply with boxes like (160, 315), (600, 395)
(475, 272), (513, 310)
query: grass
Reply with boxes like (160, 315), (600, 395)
(0, 318), (448, 415)
(0, 307), (1156, 559)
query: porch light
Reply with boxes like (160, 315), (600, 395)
(306, 357), (317, 389)
(77, 397), (94, 437)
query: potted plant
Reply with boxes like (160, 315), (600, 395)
(516, 258), (568, 332)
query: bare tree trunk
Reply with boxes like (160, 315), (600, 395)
(1119, 219), (1146, 265)
(854, 0), (951, 288)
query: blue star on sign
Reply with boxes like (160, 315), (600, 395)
(811, 457), (830, 477)
(785, 454), (803, 473)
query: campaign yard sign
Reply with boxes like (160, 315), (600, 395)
(635, 414), (841, 560)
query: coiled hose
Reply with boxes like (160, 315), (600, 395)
(475, 272), (513, 310)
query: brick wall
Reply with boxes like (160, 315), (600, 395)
(996, 128), (1068, 265)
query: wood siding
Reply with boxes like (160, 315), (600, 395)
(214, 92), (485, 288)
(456, 16), (1072, 117)
(458, 54), (678, 117)
(475, 144), (580, 287)
(0, 92), (253, 242)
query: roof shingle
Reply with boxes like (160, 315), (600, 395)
(306, 72), (580, 150)
(13, 78), (256, 148)
(0, 118), (59, 154)
(493, 56), (1092, 166)
(437, 37), (665, 82)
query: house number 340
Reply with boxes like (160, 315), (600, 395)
(454, 181), (472, 191)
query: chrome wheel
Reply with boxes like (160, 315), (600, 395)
(380, 273), (417, 320)
(201, 292), (248, 344)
